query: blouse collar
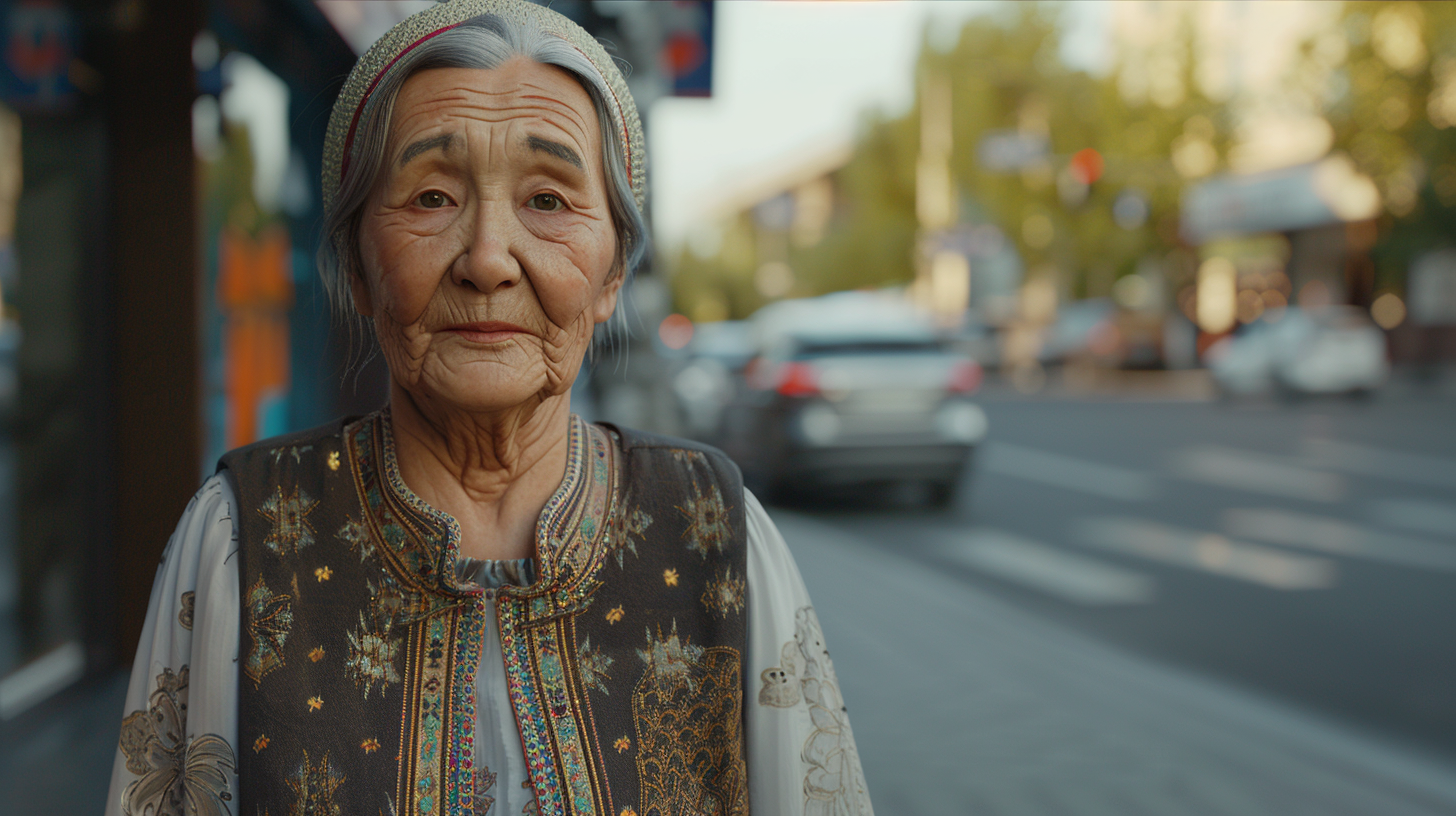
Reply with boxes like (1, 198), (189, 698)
(356, 409), (615, 599)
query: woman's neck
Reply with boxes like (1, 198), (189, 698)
(387, 380), (572, 562)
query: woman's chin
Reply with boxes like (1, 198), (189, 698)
(411, 374), (565, 418)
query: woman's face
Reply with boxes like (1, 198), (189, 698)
(356, 59), (621, 415)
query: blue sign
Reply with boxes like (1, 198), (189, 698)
(663, 1), (712, 98)
(0, 0), (76, 111)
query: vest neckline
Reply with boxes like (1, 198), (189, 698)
(366, 408), (607, 596)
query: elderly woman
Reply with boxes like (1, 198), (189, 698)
(106, 2), (870, 815)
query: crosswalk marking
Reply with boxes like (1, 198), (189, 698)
(932, 528), (1155, 606)
(1367, 498), (1456, 540)
(1223, 508), (1456, 572)
(981, 442), (1157, 501)
(1170, 445), (1346, 502)
(1077, 517), (1338, 590)
(1302, 437), (1456, 491)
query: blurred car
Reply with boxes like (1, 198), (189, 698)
(671, 319), (754, 442)
(1039, 298), (1114, 365)
(720, 293), (986, 505)
(947, 313), (1002, 370)
(1206, 306), (1388, 397)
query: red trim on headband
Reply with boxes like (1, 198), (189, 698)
(339, 22), (466, 185)
(555, 36), (634, 188)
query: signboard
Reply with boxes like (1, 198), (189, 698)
(0, 0), (75, 112)
(662, 1), (712, 98)
(976, 130), (1048, 172)
(1180, 155), (1380, 244)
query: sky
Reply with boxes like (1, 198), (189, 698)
(648, 0), (1112, 251)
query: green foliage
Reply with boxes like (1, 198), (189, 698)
(1322, 1), (1456, 293)
(670, 0), (1456, 318)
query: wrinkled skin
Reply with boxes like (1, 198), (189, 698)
(354, 59), (622, 560)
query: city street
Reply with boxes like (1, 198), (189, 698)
(774, 376), (1456, 813)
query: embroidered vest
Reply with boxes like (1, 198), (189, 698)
(221, 413), (749, 816)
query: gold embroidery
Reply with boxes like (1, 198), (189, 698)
(614, 736), (631, 753)
(663, 568), (679, 586)
(259, 484), (320, 555)
(327, 450), (341, 471)
(605, 605), (625, 624)
(632, 638), (746, 816)
(287, 749), (345, 815)
(315, 566), (332, 582)
(309, 646), (325, 662)
(254, 734), (269, 753)
(244, 577), (292, 685)
(605, 505), (651, 568)
(676, 478), (733, 559)
(307, 696), (323, 712)
(361, 738), (380, 754)
(700, 567), (745, 618)
(345, 612), (400, 699)
(577, 635), (613, 695)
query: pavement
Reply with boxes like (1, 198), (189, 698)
(779, 508), (1456, 815)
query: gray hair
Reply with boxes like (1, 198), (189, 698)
(317, 14), (647, 347)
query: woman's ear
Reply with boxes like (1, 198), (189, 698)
(349, 268), (375, 318)
(592, 266), (625, 324)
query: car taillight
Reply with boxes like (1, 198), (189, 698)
(776, 361), (820, 397)
(947, 360), (982, 394)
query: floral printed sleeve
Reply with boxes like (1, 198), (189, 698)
(743, 489), (873, 816)
(106, 475), (241, 816)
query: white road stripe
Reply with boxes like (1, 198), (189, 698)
(981, 442), (1156, 501)
(1170, 445), (1346, 502)
(1077, 517), (1338, 590)
(1367, 498), (1456, 540)
(1224, 508), (1456, 572)
(1302, 437), (1456, 491)
(932, 528), (1156, 606)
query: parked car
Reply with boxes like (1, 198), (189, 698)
(719, 293), (986, 506)
(671, 319), (754, 442)
(1206, 306), (1388, 397)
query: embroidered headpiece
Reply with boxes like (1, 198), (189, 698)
(320, 0), (646, 215)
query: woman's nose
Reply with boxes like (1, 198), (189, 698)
(450, 202), (522, 294)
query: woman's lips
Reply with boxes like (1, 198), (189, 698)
(441, 321), (529, 344)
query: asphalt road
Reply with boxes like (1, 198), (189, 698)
(775, 381), (1456, 780)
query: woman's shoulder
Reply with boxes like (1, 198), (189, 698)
(162, 473), (240, 588)
(216, 414), (366, 471)
(594, 422), (738, 471)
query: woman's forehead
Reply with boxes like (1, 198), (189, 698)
(390, 62), (600, 154)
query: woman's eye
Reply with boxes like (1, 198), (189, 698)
(416, 191), (451, 209)
(528, 193), (563, 212)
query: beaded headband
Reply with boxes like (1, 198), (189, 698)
(320, 0), (646, 216)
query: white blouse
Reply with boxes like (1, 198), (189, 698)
(105, 474), (872, 816)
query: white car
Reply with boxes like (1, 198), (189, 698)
(1206, 306), (1388, 397)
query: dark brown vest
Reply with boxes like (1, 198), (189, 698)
(221, 413), (748, 816)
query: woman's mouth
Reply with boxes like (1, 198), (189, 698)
(441, 321), (529, 344)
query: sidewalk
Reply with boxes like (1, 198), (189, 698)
(773, 509), (1456, 816)
(0, 669), (127, 815)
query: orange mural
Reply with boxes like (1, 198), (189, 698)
(217, 225), (293, 448)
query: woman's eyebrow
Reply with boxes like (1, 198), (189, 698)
(525, 135), (583, 170)
(398, 133), (457, 168)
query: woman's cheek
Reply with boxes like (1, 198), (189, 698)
(377, 234), (450, 325)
